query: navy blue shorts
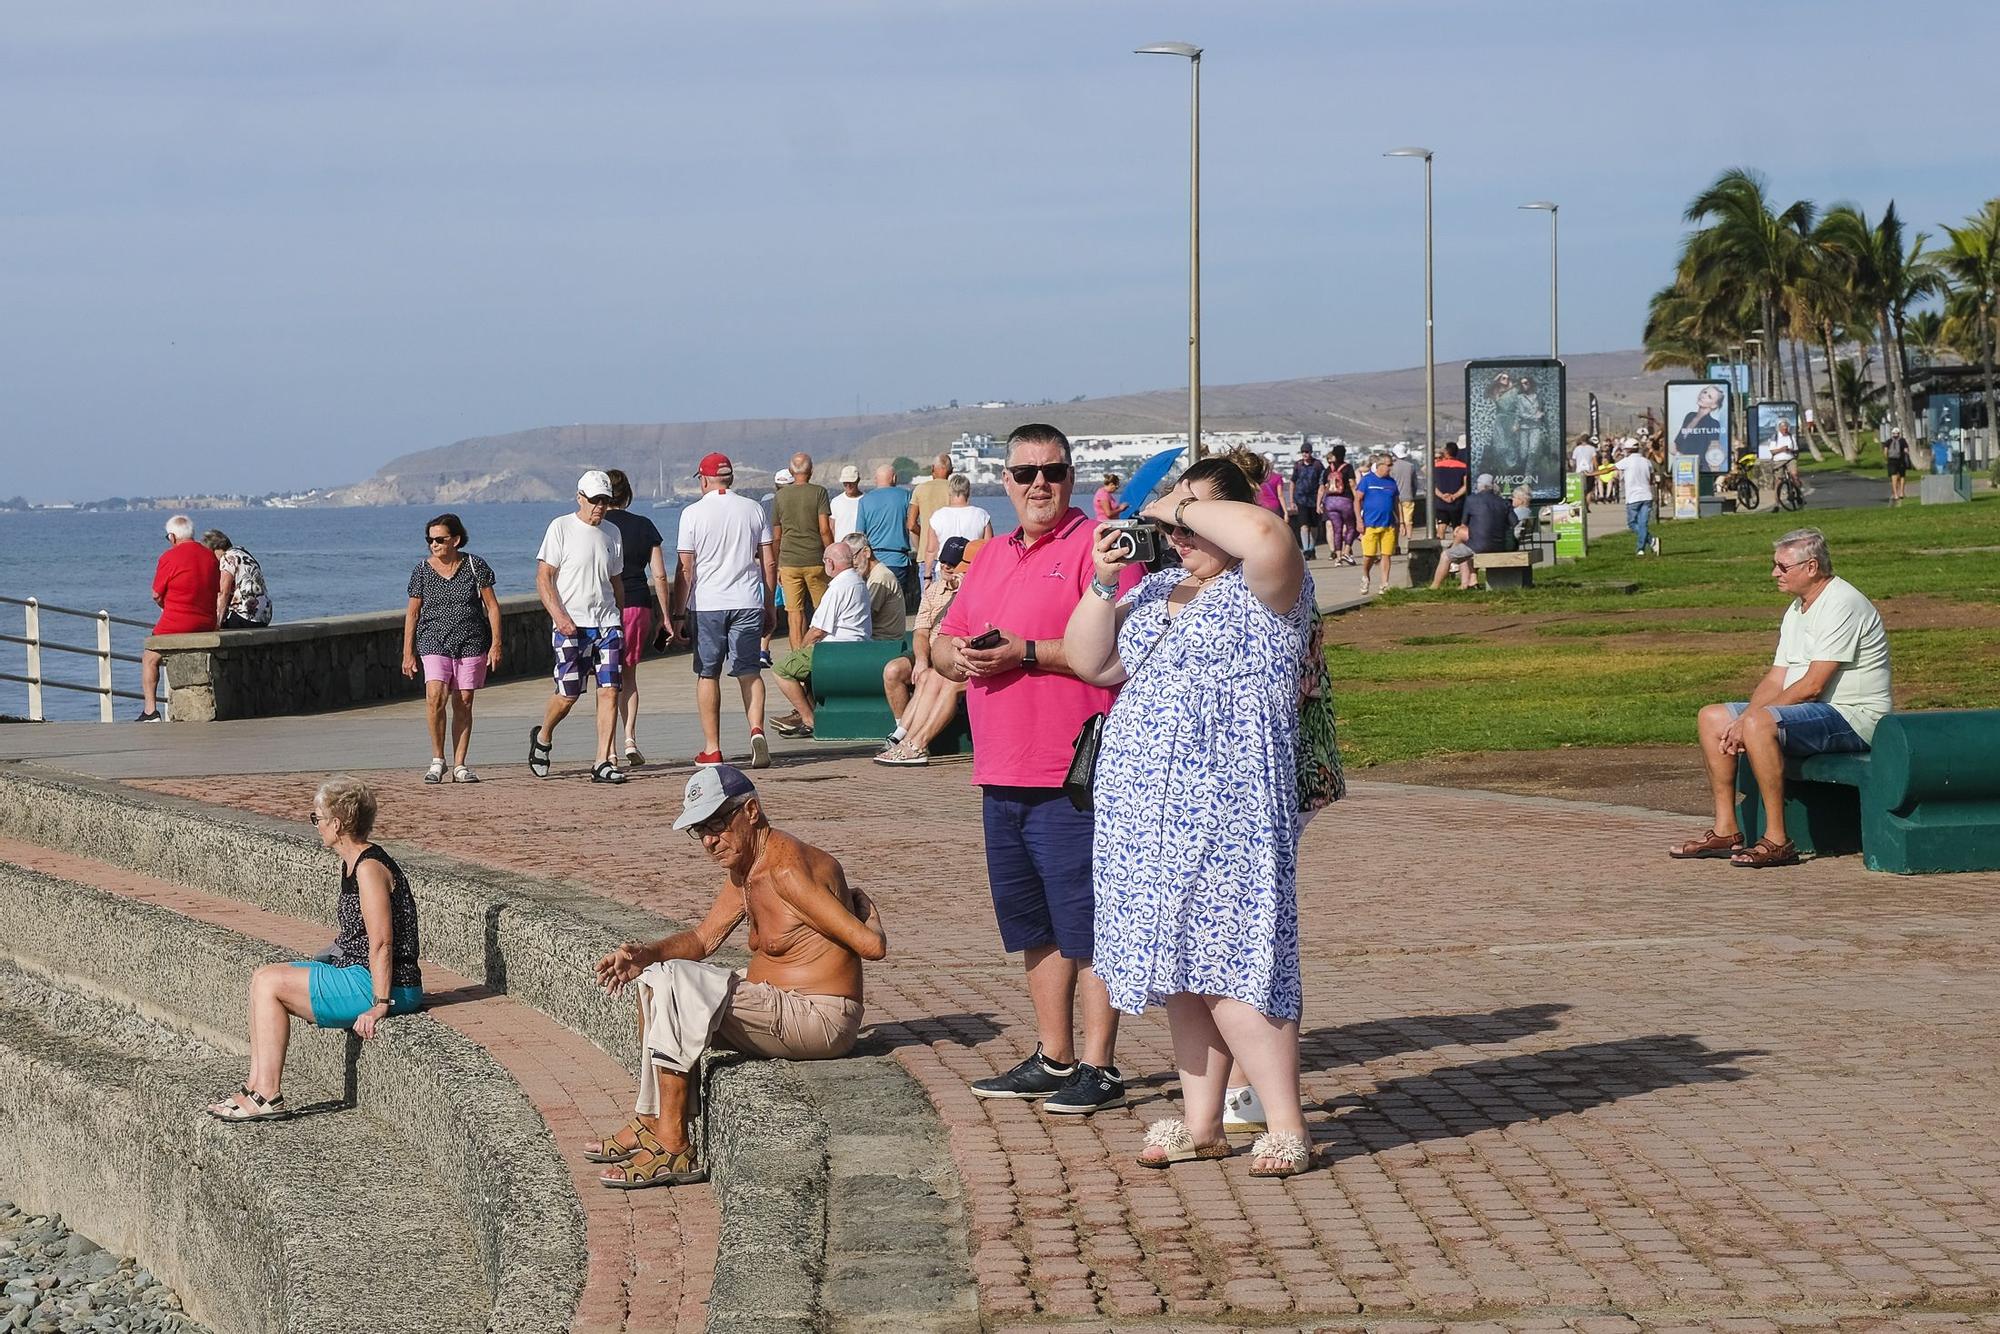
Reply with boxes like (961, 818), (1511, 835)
(982, 786), (1095, 960)
(1726, 701), (1868, 757)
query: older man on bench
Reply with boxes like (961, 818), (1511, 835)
(1670, 528), (1892, 869)
(586, 765), (887, 1187)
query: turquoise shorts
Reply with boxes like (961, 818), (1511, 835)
(289, 961), (423, 1030)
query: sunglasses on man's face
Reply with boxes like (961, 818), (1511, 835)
(1006, 462), (1070, 486)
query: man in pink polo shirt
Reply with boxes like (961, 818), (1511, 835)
(934, 423), (1142, 1116)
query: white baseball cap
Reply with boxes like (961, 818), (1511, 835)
(672, 764), (758, 832)
(1392, 443), (1410, 459)
(774, 468), (794, 485)
(838, 465), (861, 483)
(576, 470), (614, 500)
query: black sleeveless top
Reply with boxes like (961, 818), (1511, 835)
(331, 845), (422, 988)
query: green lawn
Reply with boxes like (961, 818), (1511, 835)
(1331, 493), (2000, 766)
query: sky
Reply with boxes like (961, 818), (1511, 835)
(3, 0), (1996, 502)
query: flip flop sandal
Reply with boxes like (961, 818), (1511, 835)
(207, 1086), (289, 1122)
(528, 727), (553, 779)
(584, 1119), (648, 1164)
(1730, 837), (1800, 868)
(590, 761), (627, 785)
(1136, 1118), (1233, 1169)
(1669, 828), (1744, 860)
(599, 1126), (705, 1189)
(1246, 1130), (1313, 1178)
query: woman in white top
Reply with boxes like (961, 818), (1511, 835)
(924, 474), (993, 568)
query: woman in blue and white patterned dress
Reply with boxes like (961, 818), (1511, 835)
(1064, 447), (1316, 1177)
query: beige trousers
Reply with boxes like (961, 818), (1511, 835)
(633, 958), (865, 1114)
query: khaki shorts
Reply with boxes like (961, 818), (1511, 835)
(713, 973), (865, 1061)
(778, 564), (830, 619)
(1361, 525), (1398, 558)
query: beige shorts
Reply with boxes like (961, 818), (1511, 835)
(713, 973), (865, 1061)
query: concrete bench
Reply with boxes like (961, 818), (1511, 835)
(1472, 549), (1542, 590)
(1735, 708), (2000, 874)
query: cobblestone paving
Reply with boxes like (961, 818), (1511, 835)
(0, 834), (716, 1334)
(136, 761), (2000, 1330)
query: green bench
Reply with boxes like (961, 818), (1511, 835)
(808, 638), (971, 755)
(1735, 709), (2000, 874)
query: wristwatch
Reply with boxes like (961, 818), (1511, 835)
(373, 996), (391, 1007)
(1022, 639), (1038, 668)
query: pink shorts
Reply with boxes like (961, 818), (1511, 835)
(420, 654), (489, 691)
(621, 606), (654, 668)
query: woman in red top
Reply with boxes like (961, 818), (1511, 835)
(139, 514), (221, 721)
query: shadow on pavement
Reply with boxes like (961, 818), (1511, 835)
(1318, 1033), (1762, 1158)
(860, 1011), (1008, 1053)
(1299, 1002), (1571, 1072)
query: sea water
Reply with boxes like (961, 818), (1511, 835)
(0, 497), (1019, 722)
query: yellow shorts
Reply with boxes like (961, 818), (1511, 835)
(1362, 526), (1397, 558)
(1398, 500), (1416, 528)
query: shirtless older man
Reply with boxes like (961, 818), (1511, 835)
(588, 765), (887, 1187)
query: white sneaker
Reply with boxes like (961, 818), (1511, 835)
(1222, 1085), (1267, 1135)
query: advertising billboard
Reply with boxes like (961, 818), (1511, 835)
(1705, 360), (1753, 395)
(1464, 358), (1565, 501)
(1752, 401), (1801, 462)
(1666, 380), (1732, 473)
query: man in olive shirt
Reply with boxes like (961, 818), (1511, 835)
(909, 453), (954, 582)
(770, 452), (835, 651)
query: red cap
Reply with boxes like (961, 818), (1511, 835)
(698, 452), (733, 478)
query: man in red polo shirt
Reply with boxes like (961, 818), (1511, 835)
(138, 513), (221, 721)
(933, 423), (1142, 1116)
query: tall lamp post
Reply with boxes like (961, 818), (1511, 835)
(1136, 41), (1203, 465)
(1386, 147), (1435, 533)
(1519, 200), (1559, 360)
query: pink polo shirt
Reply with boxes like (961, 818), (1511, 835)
(939, 507), (1142, 789)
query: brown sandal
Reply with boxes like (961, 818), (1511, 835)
(599, 1125), (705, 1190)
(1730, 837), (1799, 868)
(584, 1119), (648, 1164)
(1669, 828), (1744, 860)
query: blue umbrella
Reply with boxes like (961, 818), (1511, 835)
(1114, 447), (1186, 514)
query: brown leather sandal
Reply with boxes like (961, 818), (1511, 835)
(1669, 828), (1744, 860)
(599, 1125), (705, 1189)
(584, 1119), (648, 1164)
(1730, 837), (1799, 868)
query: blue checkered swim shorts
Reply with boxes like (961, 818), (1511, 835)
(552, 625), (624, 698)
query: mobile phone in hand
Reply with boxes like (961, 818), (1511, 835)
(967, 627), (1004, 651)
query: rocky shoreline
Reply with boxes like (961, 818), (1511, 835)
(0, 1202), (204, 1334)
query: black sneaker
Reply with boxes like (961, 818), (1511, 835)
(969, 1044), (1075, 1100)
(133, 711), (162, 723)
(1044, 1062), (1126, 1115)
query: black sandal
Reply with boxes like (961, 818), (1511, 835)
(590, 761), (626, 785)
(528, 726), (553, 778)
(207, 1085), (289, 1122)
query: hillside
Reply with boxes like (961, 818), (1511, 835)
(326, 350), (1669, 505)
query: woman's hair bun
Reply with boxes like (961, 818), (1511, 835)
(1223, 446), (1269, 488)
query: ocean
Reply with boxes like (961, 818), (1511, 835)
(0, 496), (1019, 723)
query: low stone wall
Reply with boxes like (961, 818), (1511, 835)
(147, 594), (556, 722)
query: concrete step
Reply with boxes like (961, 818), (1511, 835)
(0, 856), (588, 1333)
(0, 960), (491, 1334)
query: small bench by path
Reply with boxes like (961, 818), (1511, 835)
(1472, 549), (1542, 590)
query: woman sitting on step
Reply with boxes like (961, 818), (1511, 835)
(207, 775), (425, 1121)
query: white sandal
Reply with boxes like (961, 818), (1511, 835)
(423, 757), (446, 784)
(1136, 1119), (1232, 1169)
(453, 765), (479, 783)
(1247, 1130), (1313, 1178)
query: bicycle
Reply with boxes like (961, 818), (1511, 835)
(1772, 468), (1805, 512)
(1717, 451), (1761, 513)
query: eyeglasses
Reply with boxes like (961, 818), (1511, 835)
(1772, 556), (1815, 573)
(580, 494), (612, 506)
(309, 812), (322, 826)
(427, 535), (453, 545)
(1155, 519), (1192, 543)
(684, 803), (740, 841)
(1006, 462), (1070, 486)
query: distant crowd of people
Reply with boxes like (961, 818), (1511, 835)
(137, 516), (274, 721)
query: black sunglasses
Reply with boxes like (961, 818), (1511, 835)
(427, 535), (453, 545)
(309, 812), (322, 826)
(1007, 462), (1070, 485)
(685, 802), (742, 841)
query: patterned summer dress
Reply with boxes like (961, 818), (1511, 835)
(1092, 564), (1316, 1022)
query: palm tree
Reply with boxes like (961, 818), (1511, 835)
(1829, 355), (1887, 435)
(1905, 309), (1947, 366)
(1818, 202), (1941, 441)
(1681, 171), (1814, 406)
(1793, 214), (1870, 460)
(1934, 198), (2000, 462)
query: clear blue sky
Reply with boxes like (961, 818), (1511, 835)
(4, 0), (1994, 501)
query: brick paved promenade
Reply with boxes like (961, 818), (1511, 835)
(129, 752), (2000, 1333)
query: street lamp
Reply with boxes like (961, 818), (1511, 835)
(1519, 201), (1559, 360)
(1386, 147), (1435, 533)
(1135, 41), (1203, 465)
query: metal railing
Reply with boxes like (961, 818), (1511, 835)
(0, 596), (152, 722)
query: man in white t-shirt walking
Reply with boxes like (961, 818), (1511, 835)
(769, 541), (873, 737)
(675, 452), (777, 768)
(829, 465), (864, 546)
(531, 470), (627, 784)
(1670, 529), (1892, 869)
(1616, 441), (1659, 557)
(1570, 436), (1597, 496)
